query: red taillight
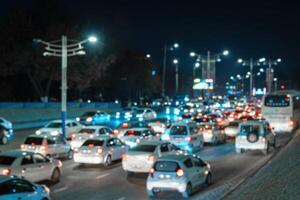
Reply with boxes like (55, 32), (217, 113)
(20, 144), (25, 150)
(185, 137), (191, 142)
(122, 154), (127, 161)
(149, 168), (155, 178)
(72, 134), (76, 140)
(122, 123), (129, 128)
(2, 168), (11, 176)
(289, 120), (294, 127)
(96, 148), (103, 155)
(147, 155), (155, 163)
(261, 137), (267, 143)
(176, 169), (184, 177)
(113, 130), (119, 135)
(74, 148), (79, 154)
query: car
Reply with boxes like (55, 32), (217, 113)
(0, 118), (14, 145)
(114, 121), (149, 137)
(146, 118), (171, 134)
(35, 119), (82, 139)
(162, 122), (204, 153)
(119, 107), (139, 119)
(0, 175), (51, 200)
(74, 135), (127, 166)
(135, 108), (157, 120)
(224, 121), (240, 137)
(200, 124), (226, 144)
(122, 141), (181, 174)
(119, 128), (160, 148)
(235, 121), (276, 155)
(20, 134), (73, 159)
(0, 150), (62, 183)
(76, 111), (111, 125)
(146, 152), (212, 199)
(70, 126), (114, 149)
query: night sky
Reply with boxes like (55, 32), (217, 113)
(2, 0), (300, 89)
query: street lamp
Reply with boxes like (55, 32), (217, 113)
(273, 77), (278, 92)
(223, 50), (229, 56)
(173, 59), (179, 94)
(146, 54), (151, 58)
(34, 35), (97, 138)
(162, 42), (179, 97)
(260, 58), (282, 93)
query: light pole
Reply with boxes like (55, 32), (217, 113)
(34, 35), (97, 138)
(173, 59), (179, 94)
(259, 58), (281, 94)
(237, 58), (263, 96)
(273, 77), (278, 92)
(162, 43), (179, 98)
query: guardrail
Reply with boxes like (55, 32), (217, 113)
(0, 102), (120, 109)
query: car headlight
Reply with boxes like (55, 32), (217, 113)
(42, 185), (50, 195)
(76, 117), (80, 122)
(50, 131), (60, 136)
(161, 134), (170, 141)
(86, 117), (93, 122)
(35, 130), (41, 135)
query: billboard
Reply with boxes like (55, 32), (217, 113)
(193, 79), (214, 90)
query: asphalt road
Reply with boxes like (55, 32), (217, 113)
(0, 127), (293, 200)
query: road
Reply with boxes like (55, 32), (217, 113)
(0, 127), (293, 200)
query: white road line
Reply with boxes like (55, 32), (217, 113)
(52, 186), (68, 193)
(96, 173), (110, 179)
(116, 197), (126, 200)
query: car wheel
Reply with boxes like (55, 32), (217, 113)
(104, 155), (112, 167)
(182, 182), (192, 199)
(205, 173), (212, 186)
(1, 136), (8, 145)
(67, 150), (74, 160)
(51, 168), (60, 183)
(236, 148), (242, 154)
(147, 189), (156, 198)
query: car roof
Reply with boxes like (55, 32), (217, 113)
(80, 125), (108, 129)
(0, 175), (14, 183)
(126, 127), (151, 131)
(240, 120), (265, 126)
(171, 121), (196, 126)
(27, 134), (61, 139)
(139, 140), (168, 146)
(156, 152), (191, 162)
(50, 119), (76, 123)
(0, 150), (35, 157)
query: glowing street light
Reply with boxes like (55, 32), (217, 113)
(277, 58), (282, 62)
(195, 62), (200, 68)
(88, 36), (98, 43)
(237, 58), (243, 63)
(190, 52), (196, 57)
(223, 50), (229, 56)
(146, 54), (151, 58)
(173, 59), (178, 64)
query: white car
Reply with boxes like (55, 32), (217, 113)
(0, 117), (14, 144)
(74, 136), (127, 166)
(146, 118), (171, 134)
(119, 128), (160, 148)
(122, 141), (181, 174)
(147, 153), (212, 199)
(162, 122), (204, 153)
(224, 121), (240, 137)
(0, 175), (51, 200)
(200, 124), (226, 144)
(114, 121), (149, 137)
(21, 134), (73, 159)
(0, 150), (62, 183)
(35, 119), (82, 139)
(235, 121), (276, 155)
(76, 111), (111, 125)
(135, 108), (157, 120)
(70, 126), (114, 149)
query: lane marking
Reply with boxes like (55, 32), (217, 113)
(96, 173), (110, 179)
(116, 197), (126, 200)
(52, 186), (68, 193)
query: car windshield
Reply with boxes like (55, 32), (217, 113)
(240, 125), (260, 134)
(82, 140), (104, 147)
(136, 110), (144, 114)
(229, 122), (239, 127)
(130, 145), (156, 152)
(169, 125), (188, 135)
(0, 156), (16, 165)
(46, 122), (61, 128)
(264, 95), (290, 107)
(154, 161), (179, 172)
(79, 129), (96, 134)
(24, 137), (43, 145)
(81, 112), (96, 117)
(124, 130), (142, 136)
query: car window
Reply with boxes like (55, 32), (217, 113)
(107, 138), (115, 146)
(33, 154), (46, 163)
(240, 125), (260, 135)
(154, 161), (180, 172)
(169, 125), (188, 136)
(79, 128), (96, 134)
(184, 158), (193, 168)
(0, 181), (11, 195)
(21, 155), (34, 165)
(47, 139), (55, 145)
(72, 122), (78, 127)
(105, 128), (113, 135)
(169, 144), (180, 151)
(114, 138), (123, 146)
(8, 179), (34, 193)
(130, 145), (157, 152)
(189, 126), (198, 135)
(192, 157), (206, 167)
(45, 122), (61, 128)
(82, 140), (104, 147)
(66, 123), (72, 127)
(160, 143), (169, 152)
(24, 137), (43, 145)
(0, 156), (16, 165)
(99, 128), (106, 135)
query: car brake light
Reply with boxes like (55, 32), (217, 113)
(113, 130), (119, 135)
(176, 169), (184, 177)
(185, 137), (192, 142)
(20, 144), (25, 149)
(261, 137), (267, 142)
(72, 134), (76, 140)
(2, 168), (11, 176)
(149, 168), (155, 178)
(96, 148), (103, 155)
(122, 154), (127, 161)
(122, 123), (128, 128)
(147, 155), (155, 163)
(74, 148), (79, 154)
(221, 130), (225, 134)
(289, 120), (294, 127)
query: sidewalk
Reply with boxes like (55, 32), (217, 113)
(224, 130), (300, 200)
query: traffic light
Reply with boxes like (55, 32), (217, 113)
(280, 85), (285, 90)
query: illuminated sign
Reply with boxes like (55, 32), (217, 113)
(193, 79), (214, 90)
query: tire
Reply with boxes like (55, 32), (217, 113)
(104, 155), (112, 167)
(182, 182), (193, 199)
(1, 136), (8, 145)
(50, 168), (60, 183)
(205, 173), (212, 186)
(236, 148), (242, 154)
(147, 189), (156, 198)
(67, 150), (74, 160)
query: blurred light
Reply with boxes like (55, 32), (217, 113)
(195, 62), (200, 68)
(260, 68), (264, 72)
(230, 76), (234, 80)
(173, 43), (179, 48)
(223, 50), (229, 56)
(259, 58), (266, 62)
(88, 36), (97, 43)
(190, 52), (196, 57)
(273, 77), (278, 81)
(115, 100), (119, 104)
(146, 54), (151, 58)
(277, 58), (282, 62)
(247, 71), (251, 75)
(217, 58), (221, 62)
(173, 59), (178, 64)
(257, 72), (261, 76)
(237, 58), (243, 63)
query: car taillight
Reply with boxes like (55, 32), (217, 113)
(147, 155), (155, 163)
(208, 130), (213, 134)
(185, 137), (192, 142)
(149, 168), (155, 178)
(176, 169), (184, 177)
(113, 130), (119, 135)
(40, 145), (46, 151)
(179, 116), (183, 120)
(221, 130), (225, 134)
(74, 148), (79, 154)
(2, 168), (11, 176)
(96, 148), (103, 155)
(20, 144), (25, 149)
(72, 134), (76, 140)
(289, 120), (294, 127)
(122, 154), (127, 161)
(261, 137), (267, 143)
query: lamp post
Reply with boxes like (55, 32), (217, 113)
(162, 43), (179, 98)
(34, 35), (97, 138)
(173, 59), (179, 94)
(273, 77), (278, 92)
(259, 58), (281, 94)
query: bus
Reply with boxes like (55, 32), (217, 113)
(261, 90), (300, 133)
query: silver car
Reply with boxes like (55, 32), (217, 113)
(74, 135), (127, 166)
(119, 128), (160, 148)
(70, 126), (114, 149)
(122, 141), (181, 174)
(21, 134), (73, 159)
(147, 153), (212, 199)
(0, 150), (62, 183)
(200, 124), (226, 144)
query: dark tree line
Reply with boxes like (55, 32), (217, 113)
(0, 1), (161, 103)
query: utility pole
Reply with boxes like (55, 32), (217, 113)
(61, 35), (67, 137)
(161, 44), (167, 97)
